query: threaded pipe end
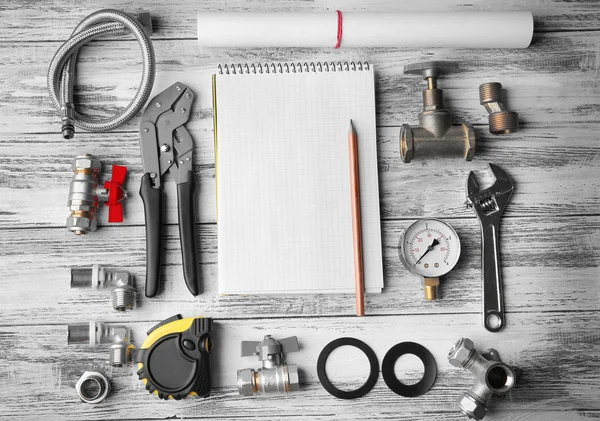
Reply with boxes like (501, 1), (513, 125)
(489, 111), (519, 134)
(109, 342), (135, 367)
(111, 286), (137, 312)
(479, 82), (503, 104)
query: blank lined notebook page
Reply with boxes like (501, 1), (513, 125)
(215, 63), (383, 294)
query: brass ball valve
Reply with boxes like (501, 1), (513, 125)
(399, 61), (476, 163)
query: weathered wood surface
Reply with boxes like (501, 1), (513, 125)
(2, 124), (599, 228)
(2, 31), (600, 134)
(2, 312), (600, 420)
(1, 216), (599, 324)
(0, 0), (599, 40)
(1, 0), (600, 420)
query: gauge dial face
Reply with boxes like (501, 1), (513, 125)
(399, 219), (461, 278)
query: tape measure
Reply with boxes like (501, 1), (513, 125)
(136, 314), (213, 400)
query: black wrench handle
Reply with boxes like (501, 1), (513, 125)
(481, 219), (505, 332)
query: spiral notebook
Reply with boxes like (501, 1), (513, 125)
(212, 62), (383, 295)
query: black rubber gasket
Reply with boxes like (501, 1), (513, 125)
(382, 341), (437, 397)
(317, 337), (379, 399)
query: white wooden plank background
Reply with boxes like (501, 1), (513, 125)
(1, 1), (599, 420)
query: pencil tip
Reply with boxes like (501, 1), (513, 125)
(349, 119), (355, 133)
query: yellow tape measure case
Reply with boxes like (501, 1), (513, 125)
(136, 315), (213, 400)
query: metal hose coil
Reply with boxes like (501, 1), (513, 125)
(47, 9), (155, 138)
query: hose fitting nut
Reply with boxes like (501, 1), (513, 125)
(479, 82), (519, 134)
(61, 102), (75, 139)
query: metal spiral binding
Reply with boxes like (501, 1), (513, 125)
(218, 61), (370, 75)
(479, 197), (498, 213)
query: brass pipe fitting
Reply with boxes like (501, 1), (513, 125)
(448, 338), (518, 420)
(479, 82), (519, 134)
(400, 61), (476, 163)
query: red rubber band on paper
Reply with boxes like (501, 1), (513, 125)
(334, 10), (342, 48)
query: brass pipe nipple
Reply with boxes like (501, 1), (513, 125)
(423, 277), (440, 301)
(479, 82), (519, 134)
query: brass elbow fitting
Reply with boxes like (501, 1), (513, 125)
(400, 61), (475, 163)
(448, 338), (518, 420)
(479, 82), (519, 134)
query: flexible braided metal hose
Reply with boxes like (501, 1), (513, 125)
(47, 9), (155, 139)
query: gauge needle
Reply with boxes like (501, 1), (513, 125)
(414, 239), (439, 265)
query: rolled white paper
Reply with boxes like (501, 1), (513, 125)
(197, 11), (533, 49)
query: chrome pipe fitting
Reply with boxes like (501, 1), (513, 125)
(67, 154), (102, 235)
(237, 335), (300, 396)
(71, 264), (137, 312)
(448, 338), (518, 420)
(67, 321), (135, 367)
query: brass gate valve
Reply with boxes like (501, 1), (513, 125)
(399, 61), (475, 163)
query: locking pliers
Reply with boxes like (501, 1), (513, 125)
(139, 82), (199, 297)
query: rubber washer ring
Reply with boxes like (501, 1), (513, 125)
(317, 337), (379, 399)
(382, 342), (437, 397)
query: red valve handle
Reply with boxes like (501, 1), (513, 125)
(104, 165), (127, 223)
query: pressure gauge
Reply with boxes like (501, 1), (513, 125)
(399, 219), (461, 301)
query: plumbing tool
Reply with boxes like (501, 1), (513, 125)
(399, 61), (475, 163)
(479, 82), (519, 134)
(70, 264), (137, 312)
(47, 9), (155, 139)
(237, 335), (300, 396)
(136, 315), (213, 400)
(66, 154), (127, 236)
(67, 321), (135, 367)
(139, 82), (199, 297)
(399, 219), (461, 301)
(465, 164), (514, 332)
(448, 338), (519, 420)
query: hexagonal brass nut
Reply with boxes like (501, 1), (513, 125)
(463, 123), (476, 161)
(72, 154), (101, 172)
(400, 124), (414, 163)
(287, 364), (300, 392)
(448, 337), (475, 368)
(458, 392), (487, 420)
(237, 368), (255, 396)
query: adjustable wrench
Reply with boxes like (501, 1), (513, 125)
(465, 163), (514, 332)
